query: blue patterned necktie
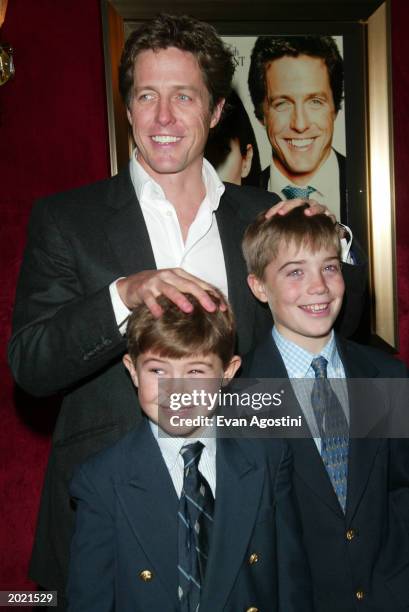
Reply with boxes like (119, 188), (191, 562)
(282, 185), (315, 199)
(311, 356), (349, 512)
(178, 442), (214, 611)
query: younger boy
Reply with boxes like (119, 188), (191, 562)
(242, 206), (409, 612)
(67, 292), (311, 611)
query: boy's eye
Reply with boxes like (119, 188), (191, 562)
(324, 263), (341, 273)
(188, 368), (204, 375)
(287, 269), (303, 277)
(149, 368), (165, 375)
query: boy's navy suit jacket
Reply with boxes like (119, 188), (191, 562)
(67, 418), (312, 612)
(242, 333), (409, 612)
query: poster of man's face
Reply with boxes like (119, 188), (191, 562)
(209, 35), (346, 222)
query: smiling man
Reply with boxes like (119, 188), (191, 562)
(248, 35), (346, 222)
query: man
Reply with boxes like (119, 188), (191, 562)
(8, 14), (364, 606)
(248, 35), (347, 222)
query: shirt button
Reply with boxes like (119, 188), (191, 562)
(346, 528), (357, 541)
(356, 590), (365, 600)
(139, 569), (153, 582)
(166, 210), (172, 217)
(246, 608), (259, 612)
(248, 552), (260, 565)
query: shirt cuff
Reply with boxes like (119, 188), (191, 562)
(109, 278), (131, 336)
(339, 224), (354, 264)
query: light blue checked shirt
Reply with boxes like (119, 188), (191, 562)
(272, 327), (349, 452)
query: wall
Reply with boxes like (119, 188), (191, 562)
(392, 0), (409, 363)
(0, 0), (408, 594)
(0, 0), (110, 589)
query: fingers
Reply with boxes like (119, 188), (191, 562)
(117, 268), (226, 317)
(264, 198), (337, 224)
(264, 198), (308, 219)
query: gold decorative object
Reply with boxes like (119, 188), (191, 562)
(0, 43), (14, 85)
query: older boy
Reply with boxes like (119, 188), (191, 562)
(67, 292), (311, 612)
(242, 207), (409, 612)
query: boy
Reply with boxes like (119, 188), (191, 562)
(67, 292), (311, 611)
(242, 206), (409, 612)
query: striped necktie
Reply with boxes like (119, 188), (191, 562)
(178, 442), (214, 611)
(311, 356), (349, 512)
(282, 185), (315, 199)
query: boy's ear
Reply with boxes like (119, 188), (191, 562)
(222, 355), (242, 384)
(247, 274), (269, 303)
(123, 354), (139, 387)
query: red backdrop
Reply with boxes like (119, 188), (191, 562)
(0, 0), (110, 592)
(0, 0), (408, 595)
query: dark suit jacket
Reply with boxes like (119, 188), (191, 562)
(260, 148), (347, 224)
(8, 166), (364, 593)
(242, 333), (409, 612)
(67, 419), (312, 611)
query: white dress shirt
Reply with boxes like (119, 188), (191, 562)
(149, 421), (217, 498)
(110, 155), (228, 332)
(268, 150), (353, 263)
(268, 149), (341, 219)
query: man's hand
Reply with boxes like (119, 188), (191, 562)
(116, 268), (226, 318)
(265, 197), (337, 224)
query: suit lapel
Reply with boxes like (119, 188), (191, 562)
(200, 438), (265, 610)
(216, 191), (256, 352)
(102, 167), (157, 277)
(246, 335), (344, 516)
(114, 420), (179, 604)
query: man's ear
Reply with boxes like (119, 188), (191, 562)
(210, 98), (225, 129)
(222, 355), (242, 384)
(123, 354), (139, 387)
(241, 144), (254, 179)
(247, 274), (269, 303)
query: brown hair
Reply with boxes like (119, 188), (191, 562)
(119, 13), (235, 111)
(242, 205), (341, 279)
(126, 291), (236, 367)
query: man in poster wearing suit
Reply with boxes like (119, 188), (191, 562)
(8, 14), (364, 607)
(248, 35), (347, 223)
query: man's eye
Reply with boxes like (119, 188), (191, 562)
(272, 99), (291, 111)
(309, 97), (325, 106)
(178, 94), (191, 102)
(139, 93), (154, 102)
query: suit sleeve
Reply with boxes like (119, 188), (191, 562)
(8, 197), (126, 396)
(67, 465), (115, 612)
(272, 443), (313, 612)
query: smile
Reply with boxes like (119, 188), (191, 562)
(151, 135), (181, 143)
(299, 303), (329, 313)
(286, 138), (314, 149)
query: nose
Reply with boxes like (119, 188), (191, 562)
(307, 270), (329, 295)
(290, 102), (309, 132)
(156, 96), (175, 126)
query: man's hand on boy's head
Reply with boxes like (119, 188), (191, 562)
(116, 268), (226, 318)
(264, 198), (337, 225)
